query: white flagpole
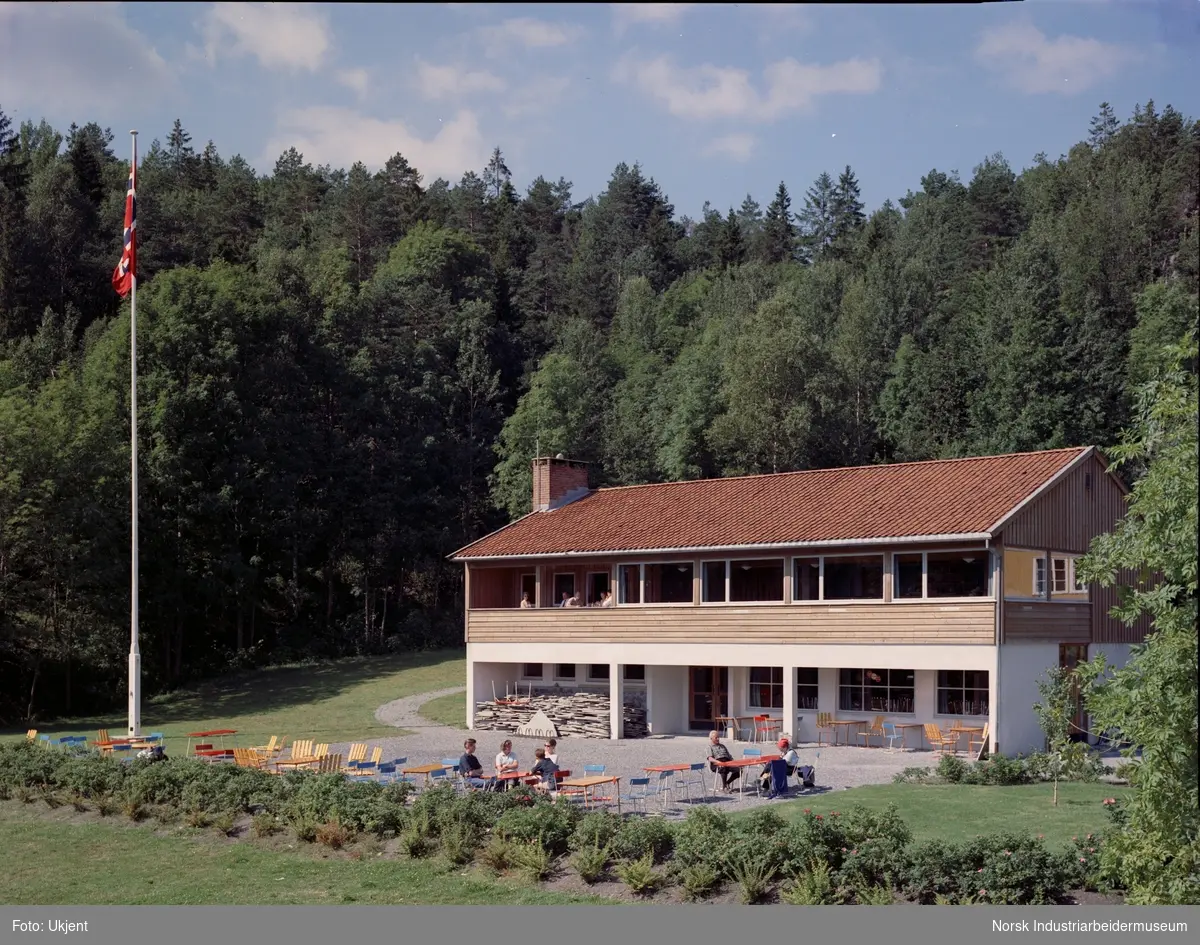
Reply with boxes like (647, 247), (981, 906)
(128, 129), (141, 738)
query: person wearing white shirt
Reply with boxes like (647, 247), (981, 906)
(759, 736), (801, 793)
(544, 738), (558, 766)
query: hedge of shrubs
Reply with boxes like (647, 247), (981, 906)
(0, 741), (1112, 904)
(893, 750), (1111, 786)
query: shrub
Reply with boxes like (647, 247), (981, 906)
(679, 863), (720, 901)
(781, 860), (839, 905)
(1061, 834), (1105, 891)
(835, 804), (912, 890)
(58, 754), (127, 799)
(857, 883), (896, 905)
(184, 807), (211, 829)
(729, 853), (776, 904)
(615, 854), (660, 895)
(0, 742), (60, 789)
(69, 791), (89, 812)
(495, 800), (579, 856)
(959, 834), (1068, 905)
(153, 805), (177, 825)
(96, 797), (118, 817)
(316, 819), (353, 850)
(123, 798), (147, 822)
(358, 835), (384, 857)
(569, 843), (609, 884)
(901, 840), (962, 903)
(400, 829), (435, 859)
(610, 815), (674, 864)
(251, 812), (280, 837)
(479, 835), (514, 872)
(293, 819), (319, 843)
(671, 807), (732, 872)
(39, 787), (62, 808)
(441, 823), (475, 866)
(212, 811), (238, 837)
(568, 811), (623, 853)
(780, 810), (847, 877)
(512, 840), (556, 881)
(937, 754), (968, 783)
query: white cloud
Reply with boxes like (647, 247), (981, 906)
(750, 3), (812, 33)
(480, 17), (583, 54)
(336, 68), (369, 99)
(502, 76), (572, 119)
(975, 21), (1138, 94)
(0, 2), (173, 115)
(415, 59), (507, 100)
(702, 132), (756, 162)
(612, 54), (883, 122)
(612, 3), (695, 31)
(201, 2), (329, 72)
(266, 107), (488, 181)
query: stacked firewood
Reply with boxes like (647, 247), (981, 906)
(473, 691), (648, 738)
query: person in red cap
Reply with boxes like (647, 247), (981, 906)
(759, 735), (801, 794)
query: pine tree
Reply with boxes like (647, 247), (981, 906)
(798, 171), (837, 261)
(761, 182), (796, 264)
(716, 207), (745, 268)
(1089, 102), (1120, 149)
(482, 147), (512, 200)
(832, 165), (865, 239)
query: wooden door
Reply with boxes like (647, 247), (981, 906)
(688, 667), (728, 730)
(1059, 644), (1088, 741)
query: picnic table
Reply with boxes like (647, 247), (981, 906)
(643, 763), (691, 773)
(194, 748), (235, 761)
(185, 730), (237, 754)
(893, 722), (925, 750)
(828, 720), (865, 745)
(560, 775), (621, 812)
(714, 754), (781, 795)
(273, 756), (320, 770)
(402, 763), (450, 784)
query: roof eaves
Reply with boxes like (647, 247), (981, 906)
(452, 531), (995, 562)
(445, 510), (542, 561)
(984, 445), (1094, 537)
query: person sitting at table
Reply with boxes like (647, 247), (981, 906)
(458, 738), (495, 791)
(494, 739), (519, 790)
(519, 592), (533, 609)
(529, 747), (559, 796)
(706, 730), (740, 792)
(544, 738), (559, 765)
(759, 736), (800, 793)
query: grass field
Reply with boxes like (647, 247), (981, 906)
(0, 807), (605, 905)
(2, 650), (466, 748)
(759, 782), (1120, 847)
(419, 690), (467, 729)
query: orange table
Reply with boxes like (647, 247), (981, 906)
(273, 756), (320, 770)
(185, 730), (237, 754)
(714, 754), (781, 795)
(560, 775), (620, 812)
(643, 763), (691, 773)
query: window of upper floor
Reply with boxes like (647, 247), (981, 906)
(1002, 548), (1088, 601)
(894, 550), (991, 600)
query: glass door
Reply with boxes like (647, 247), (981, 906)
(688, 667), (729, 730)
(1059, 644), (1088, 742)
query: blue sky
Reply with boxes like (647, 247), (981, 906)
(1, 2), (1196, 218)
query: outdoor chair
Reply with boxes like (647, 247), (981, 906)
(968, 724), (990, 758)
(619, 777), (650, 814)
(642, 770), (674, 813)
(856, 716), (887, 748)
(815, 713), (836, 746)
(290, 740), (314, 760)
(923, 724), (958, 754)
(250, 735), (280, 756)
(674, 762), (708, 803)
(95, 729), (112, 751)
(345, 743), (368, 766)
(25, 729), (37, 742)
(791, 750), (820, 791)
(313, 744), (330, 760)
(880, 722), (903, 751)
(38, 734), (52, 748)
(316, 754), (342, 775)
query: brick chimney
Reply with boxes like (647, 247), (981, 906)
(531, 455), (591, 512)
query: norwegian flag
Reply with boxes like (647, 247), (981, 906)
(112, 145), (137, 297)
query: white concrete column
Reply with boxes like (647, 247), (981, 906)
(783, 666), (797, 743)
(466, 656), (476, 730)
(610, 663), (624, 740)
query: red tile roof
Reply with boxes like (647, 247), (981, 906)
(453, 446), (1093, 559)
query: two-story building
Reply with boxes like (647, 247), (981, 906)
(452, 447), (1149, 755)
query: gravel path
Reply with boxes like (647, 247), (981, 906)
(334, 689), (935, 817)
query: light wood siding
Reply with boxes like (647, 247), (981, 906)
(467, 601), (996, 645)
(999, 453), (1127, 554)
(1092, 568), (1155, 644)
(1003, 601), (1091, 642)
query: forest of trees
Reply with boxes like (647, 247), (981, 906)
(0, 100), (1196, 722)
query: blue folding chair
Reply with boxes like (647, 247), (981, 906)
(643, 770), (675, 813)
(619, 777), (650, 814)
(675, 762), (708, 803)
(881, 723), (903, 751)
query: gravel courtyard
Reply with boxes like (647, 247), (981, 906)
(325, 688), (936, 816)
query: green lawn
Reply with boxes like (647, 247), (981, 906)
(757, 782), (1121, 847)
(2, 651), (466, 748)
(0, 808), (606, 905)
(419, 690), (467, 729)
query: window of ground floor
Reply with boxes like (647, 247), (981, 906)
(936, 670), (989, 716)
(520, 663), (644, 683)
(797, 668), (818, 710)
(839, 668), (915, 714)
